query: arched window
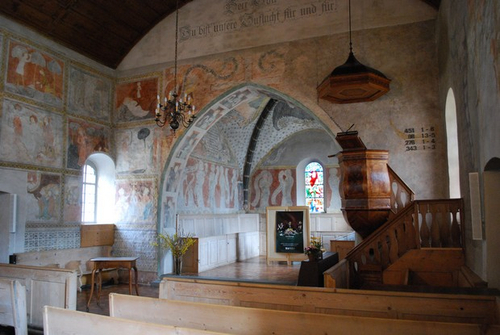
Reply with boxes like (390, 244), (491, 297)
(305, 162), (324, 213)
(82, 162), (97, 222)
(81, 153), (115, 224)
(445, 88), (461, 198)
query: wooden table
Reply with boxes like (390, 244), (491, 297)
(86, 257), (139, 311)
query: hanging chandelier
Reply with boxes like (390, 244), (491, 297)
(155, 0), (196, 132)
(317, 0), (390, 104)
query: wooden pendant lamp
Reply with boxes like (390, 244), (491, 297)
(317, 0), (390, 104)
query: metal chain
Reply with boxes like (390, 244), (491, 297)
(174, 0), (179, 95)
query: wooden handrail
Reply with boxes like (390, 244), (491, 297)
(388, 165), (415, 216)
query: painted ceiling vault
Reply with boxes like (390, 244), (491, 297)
(190, 87), (337, 176)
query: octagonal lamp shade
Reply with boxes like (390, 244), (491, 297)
(317, 51), (391, 104)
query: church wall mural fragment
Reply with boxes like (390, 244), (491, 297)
(176, 157), (241, 214)
(68, 66), (112, 121)
(116, 126), (157, 175)
(115, 179), (156, 225)
(6, 39), (64, 107)
(67, 118), (110, 170)
(0, 98), (63, 168)
(26, 172), (61, 223)
(115, 77), (158, 122)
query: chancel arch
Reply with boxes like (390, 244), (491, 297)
(157, 83), (341, 273)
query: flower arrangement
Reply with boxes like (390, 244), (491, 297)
(304, 236), (324, 256)
(152, 231), (196, 258)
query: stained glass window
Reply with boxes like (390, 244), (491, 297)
(305, 162), (324, 213)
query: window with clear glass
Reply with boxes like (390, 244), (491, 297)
(305, 161), (324, 213)
(82, 163), (97, 223)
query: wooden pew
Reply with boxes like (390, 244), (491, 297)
(0, 279), (27, 335)
(43, 306), (227, 335)
(159, 277), (499, 326)
(109, 293), (500, 335)
(14, 245), (116, 288)
(0, 263), (77, 328)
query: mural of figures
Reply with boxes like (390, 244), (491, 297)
(165, 161), (183, 192)
(271, 169), (294, 206)
(176, 157), (240, 213)
(0, 99), (63, 168)
(6, 40), (64, 107)
(251, 169), (273, 209)
(26, 172), (61, 223)
(115, 180), (155, 224)
(64, 175), (82, 223)
(328, 167), (341, 211)
(68, 66), (111, 121)
(163, 197), (176, 229)
(116, 127), (155, 174)
(115, 78), (158, 122)
(67, 118), (110, 170)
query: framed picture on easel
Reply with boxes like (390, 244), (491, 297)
(266, 206), (310, 264)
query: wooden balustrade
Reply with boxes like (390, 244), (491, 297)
(388, 165), (415, 215)
(346, 198), (464, 288)
(415, 199), (464, 248)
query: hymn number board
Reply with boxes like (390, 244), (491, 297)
(404, 126), (436, 152)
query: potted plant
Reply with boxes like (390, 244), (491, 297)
(304, 236), (324, 261)
(153, 231), (196, 275)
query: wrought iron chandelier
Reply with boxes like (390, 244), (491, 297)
(155, 0), (196, 132)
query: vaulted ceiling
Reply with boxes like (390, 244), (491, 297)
(0, 0), (439, 70)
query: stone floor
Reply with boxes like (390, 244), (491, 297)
(1, 256), (301, 334)
(82, 256), (301, 315)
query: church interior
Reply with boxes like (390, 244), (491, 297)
(0, 0), (499, 334)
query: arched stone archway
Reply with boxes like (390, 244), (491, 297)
(155, 83), (339, 273)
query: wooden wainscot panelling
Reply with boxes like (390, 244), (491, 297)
(324, 258), (349, 288)
(109, 293), (500, 335)
(0, 264), (77, 328)
(0, 278), (27, 335)
(382, 248), (465, 286)
(81, 224), (115, 247)
(330, 240), (355, 259)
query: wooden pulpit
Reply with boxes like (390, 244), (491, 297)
(335, 131), (391, 238)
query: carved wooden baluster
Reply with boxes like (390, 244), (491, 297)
(391, 181), (398, 213)
(451, 205), (462, 247)
(378, 236), (389, 268)
(440, 203), (451, 247)
(398, 220), (409, 255)
(372, 240), (382, 266)
(394, 223), (404, 256)
(419, 203), (430, 247)
(406, 213), (417, 249)
(430, 203), (441, 247)
(388, 229), (399, 264)
(412, 210), (420, 248)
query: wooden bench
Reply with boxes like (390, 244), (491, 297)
(0, 264), (77, 328)
(43, 306), (228, 335)
(0, 278), (27, 335)
(14, 245), (116, 289)
(159, 277), (499, 326)
(109, 293), (500, 335)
